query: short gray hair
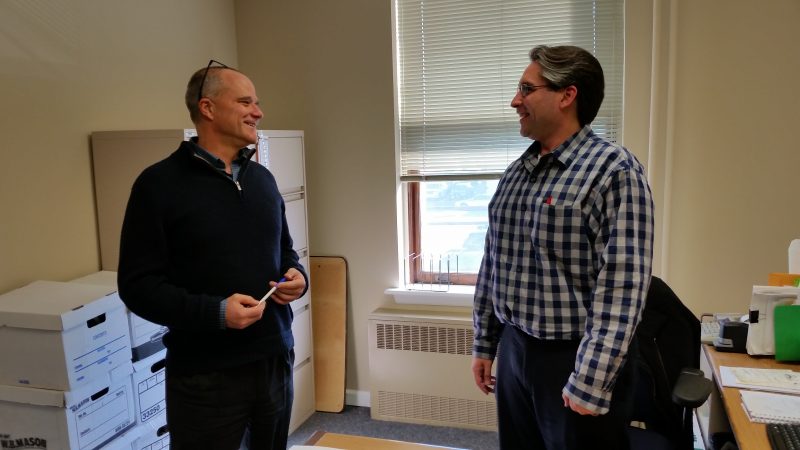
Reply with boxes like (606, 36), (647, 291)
(184, 65), (241, 123)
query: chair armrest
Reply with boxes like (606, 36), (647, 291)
(672, 368), (713, 408)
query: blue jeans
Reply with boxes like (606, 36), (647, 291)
(166, 350), (294, 450)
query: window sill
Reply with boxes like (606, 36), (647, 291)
(385, 285), (474, 308)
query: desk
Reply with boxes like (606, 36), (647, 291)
(701, 345), (800, 450)
(303, 431), (467, 450)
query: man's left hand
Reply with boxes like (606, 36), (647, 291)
(562, 393), (599, 416)
(268, 268), (306, 305)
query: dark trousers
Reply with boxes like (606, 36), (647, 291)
(166, 351), (294, 450)
(496, 326), (636, 450)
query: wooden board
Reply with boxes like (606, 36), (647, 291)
(310, 256), (347, 412)
(304, 431), (467, 449)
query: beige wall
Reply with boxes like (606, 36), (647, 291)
(2, 0), (799, 403)
(666, 0), (800, 314)
(234, 0), (400, 397)
(0, 0), (238, 293)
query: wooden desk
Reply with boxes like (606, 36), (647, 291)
(702, 345), (800, 450)
(304, 431), (467, 450)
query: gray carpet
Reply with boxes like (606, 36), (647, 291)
(287, 406), (498, 449)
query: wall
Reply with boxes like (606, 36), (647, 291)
(666, 0), (800, 314)
(0, 0), (239, 293)
(234, 0), (399, 401)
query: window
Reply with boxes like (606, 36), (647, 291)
(395, 0), (624, 286)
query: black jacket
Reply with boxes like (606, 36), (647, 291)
(118, 139), (307, 374)
(631, 276), (700, 447)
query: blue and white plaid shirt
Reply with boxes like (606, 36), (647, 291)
(473, 125), (654, 413)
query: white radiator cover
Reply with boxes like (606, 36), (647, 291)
(368, 307), (497, 431)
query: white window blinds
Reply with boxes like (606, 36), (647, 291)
(395, 0), (624, 180)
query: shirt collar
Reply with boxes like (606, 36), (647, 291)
(188, 136), (256, 169)
(521, 125), (594, 174)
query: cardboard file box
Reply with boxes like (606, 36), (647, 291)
(128, 312), (168, 362)
(132, 411), (170, 450)
(132, 349), (166, 425)
(0, 363), (136, 450)
(0, 280), (132, 390)
(71, 271), (168, 362)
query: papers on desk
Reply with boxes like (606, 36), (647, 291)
(740, 390), (800, 424)
(719, 366), (800, 394)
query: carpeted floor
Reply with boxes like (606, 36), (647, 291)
(287, 406), (498, 449)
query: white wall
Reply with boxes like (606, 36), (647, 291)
(0, 0), (239, 293)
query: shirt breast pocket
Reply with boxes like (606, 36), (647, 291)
(530, 200), (587, 264)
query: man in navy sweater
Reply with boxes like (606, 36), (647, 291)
(118, 61), (308, 450)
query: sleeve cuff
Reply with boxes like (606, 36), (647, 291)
(219, 297), (227, 330)
(564, 373), (613, 415)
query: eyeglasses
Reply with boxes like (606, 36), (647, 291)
(197, 59), (229, 102)
(517, 82), (551, 98)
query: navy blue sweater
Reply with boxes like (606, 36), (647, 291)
(118, 140), (307, 374)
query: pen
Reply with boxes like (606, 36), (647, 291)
(258, 277), (286, 305)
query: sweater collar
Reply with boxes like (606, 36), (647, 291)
(187, 136), (256, 169)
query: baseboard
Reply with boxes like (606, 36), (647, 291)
(345, 389), (371, 407)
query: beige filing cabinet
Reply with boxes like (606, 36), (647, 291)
(90, 129), (315, 433)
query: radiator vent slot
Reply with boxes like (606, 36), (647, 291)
(376, 390), (496, 429)
(375, 323), (472, 355)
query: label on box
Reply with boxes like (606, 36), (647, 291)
(68, 314), (131, 387)
(69, 383), (135, 449)
(132, 351), (167, 425)
(0, 434), (48, 449)
(136, 366), (166, 423)
(73, 334), (131, 385)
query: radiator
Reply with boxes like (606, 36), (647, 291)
(368, 307), (497, 431)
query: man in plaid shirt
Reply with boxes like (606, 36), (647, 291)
(471, 45), (654, 450)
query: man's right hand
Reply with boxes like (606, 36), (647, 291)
(225, 293), (264, 329)
(471, 357), (496, 394)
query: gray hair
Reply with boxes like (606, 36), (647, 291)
(529, 45), (604, 126)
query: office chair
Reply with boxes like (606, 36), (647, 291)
(627, 276), (713, 450)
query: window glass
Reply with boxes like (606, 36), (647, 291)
(417, 180), (497, 276)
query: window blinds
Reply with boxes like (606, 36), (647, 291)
(395, 0), (624, 180)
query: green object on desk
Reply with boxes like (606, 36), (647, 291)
(774, 305), (800, 361)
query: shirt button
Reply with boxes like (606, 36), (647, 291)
(505, 263), (512, 270)
(516, 266), (523, 273)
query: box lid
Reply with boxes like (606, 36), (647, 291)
(0, 383), (67, 407)
(0, 280), (123, 331)
(70, 270), (118, 288)
(0, 360), (134, 407)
